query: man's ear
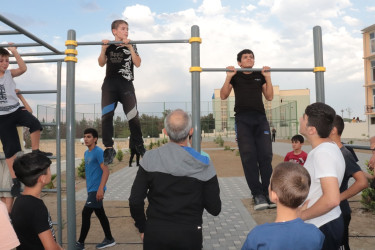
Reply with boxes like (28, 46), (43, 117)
(237, 61), (242, 67)
(38, 174), (47, 185)
(189, 128), (194, 136)
(163, 128), (168, 136)
(270, 190), (278, 203)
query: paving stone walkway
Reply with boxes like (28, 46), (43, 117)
(76, 167), (257, 250)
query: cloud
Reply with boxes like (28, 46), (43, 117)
(342, 15), (361, 26)
(197, 0), (226, 15)
(245, 4), (257, 12)
(366, 6), (375, 12)
(80, 1), (101, 12)
(122, 4), (155, 30)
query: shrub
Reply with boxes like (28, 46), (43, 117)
(361, 163), (375, 213)
(77, 159), (85, 179)
(116, 149), (124, 162)
(224, 145), (231, 151)
(156, 140), (161, 147)
(45, 174), (57, 189)
(235, 150), (240, 156)
(214, 135), (224, 147)
(148, 142), (154, 150)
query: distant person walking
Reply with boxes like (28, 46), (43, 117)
(271, 128), (276, 142)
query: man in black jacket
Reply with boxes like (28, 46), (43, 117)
(129, 109), (221, 250)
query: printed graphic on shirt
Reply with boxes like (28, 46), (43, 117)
(288, 158), (306, 165)
(118, 48), (133, 81)
(0, 84), (7, 103)
(48, 212), (56, 240)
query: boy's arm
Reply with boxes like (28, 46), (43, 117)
(16, 89), (33, 113)
(98, 40), (109, 67)
(300, 177), (340, 221)
(8, 44), (27, 77)
(39, 230), (63, 250)
(340, 171), (368, 201)
(261, 66), (273, 101)
(96, 162), (109, 201)
(128, 43), (141, 67)
(220, 66), (235, 100)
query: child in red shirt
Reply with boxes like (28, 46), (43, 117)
(284, 134), (307, 166)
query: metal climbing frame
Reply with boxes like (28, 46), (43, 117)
(0, 14), (64, 245)
(1, 13), (326, 249)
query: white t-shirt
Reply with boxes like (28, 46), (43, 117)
(0, 70), (20, 115)
(0, 200), (20, 249)
(304, 142), (345, 228)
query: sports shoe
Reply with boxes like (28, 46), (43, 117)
(267, 197), (277, 209)
(11, 178), (21, 197)
(253, 194), (269, 211)
(75, 241), (85, 250)
(96, 238), (116, 249)
(32, 149), (53, 157)
(135, 144), (146, 157)
(103, 148), (116, 165)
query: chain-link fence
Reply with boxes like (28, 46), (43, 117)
(37, 100), (298, 139)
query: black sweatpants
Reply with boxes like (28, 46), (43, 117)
(101, 78), (143, 148)
(78, 206), (113, 243)
(319, 214), (344, 250)
(143, 222), (203, 250)
(235, 111), (273, 197)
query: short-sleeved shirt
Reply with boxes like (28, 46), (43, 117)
(0, 70), (20, 115)
(241, 218), (324, 250)
(105, 44), (138, 81)
(304, 142), (345, 227)
(85, 146), (106, 192)
(284, 151), (308, 166)
(230, 72), (266, 114)
(339, 146), (362, 215)
(10, 195), (56, 250)
(0, 201), (19, 249)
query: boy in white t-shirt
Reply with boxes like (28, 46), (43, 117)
(298, 102), (345, 250)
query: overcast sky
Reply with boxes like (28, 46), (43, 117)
(1, 0), (375, 120)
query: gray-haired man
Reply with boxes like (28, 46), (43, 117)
(129, 109), (221, 250)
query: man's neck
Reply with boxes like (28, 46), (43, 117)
(87, 144), (96, 151)
(275, 203), (298, 223)
(330, 135), (343, 148)
(293, 149), (302, 155)
(308, 136), (331, 149)
(22, 186), (42, 199)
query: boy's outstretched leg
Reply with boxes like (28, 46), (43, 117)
(30, 130), (52, 157)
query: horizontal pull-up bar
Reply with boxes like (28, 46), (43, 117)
(76, 39), (190, 46)
(18, 90), (57, 94)
(9, 59), (64, 64)
(16, 52), (65, 57)
(0, 14), (61, 54)
(201, 68), (315, 72)
(0, 43), (44, 48)
(0, 30), (20, 35)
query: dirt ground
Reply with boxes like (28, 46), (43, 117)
(40, 139), (375, 249)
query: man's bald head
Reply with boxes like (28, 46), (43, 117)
(164, 109), (192, 143)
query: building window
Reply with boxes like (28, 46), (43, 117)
(371, 32), (375, 54)
(372, 60), (375, 82)
(373, 89), (375, 106)
(371, 117), (375, 125)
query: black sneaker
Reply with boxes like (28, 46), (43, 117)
(32, 149), (53, 157)
(11, 178), (21, 197)
(96, 238), (116, 249)
(266, 197), (277, 209)
(103, 148), (116, 165)
(75, 241), (85, 250)
(253, 194), (269, 211)
(135, 144), (146, 157)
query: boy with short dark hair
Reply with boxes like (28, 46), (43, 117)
(0, 45), (52, 197)
(220, 49), (274, 210)
(284, 134), (308, 166)
(242, 162), (324, 249)
(76, 128), (115, 250)
(299, 102), (345, 250)
(329, 115), (368, 250)
(98, 20), (145, 165)
(10, 153), (63, 250)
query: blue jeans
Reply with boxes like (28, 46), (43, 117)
(235, 111), (273, 197)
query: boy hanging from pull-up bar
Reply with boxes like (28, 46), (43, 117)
(0, 44), (52, 197)
(98, 20), (146, 165)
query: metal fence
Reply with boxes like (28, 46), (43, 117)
(37, 100), (298, 139)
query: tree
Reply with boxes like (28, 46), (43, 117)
(201, 113), (215, 133)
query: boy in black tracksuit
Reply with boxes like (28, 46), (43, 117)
(129, 109), (221, 250)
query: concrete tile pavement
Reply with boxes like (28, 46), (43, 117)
(76, 167), (257, 249)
